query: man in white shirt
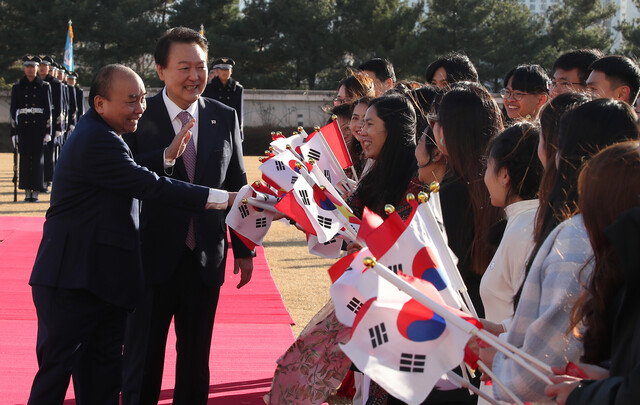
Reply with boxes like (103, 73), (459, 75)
(122, 27), (254, 405)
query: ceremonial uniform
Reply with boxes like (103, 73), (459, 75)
(10, 55), (52, 201)
(202, 57), (244, 138)
(74, 84), (85, 121)
(38, 56), (63, 186)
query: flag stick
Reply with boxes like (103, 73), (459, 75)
(244, 198), (281, 214)
(418, 197), (477, 317)
(445, 371), (500, 405)
(477, 361), (524, 405)
(368, 260), (553, 386)
(476, 329), (553, 375)
(294, 163), (358, 242)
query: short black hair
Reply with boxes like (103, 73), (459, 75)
(589, 55), (640, 104)
(425, 52), (479, 84)
(504, 64), (549, 94)
(89, 64), (131, 109)
(552, 49), (603, 84)
(154, 27), (208, 68)
(358, 58), (396, 84)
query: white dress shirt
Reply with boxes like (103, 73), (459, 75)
(161, 88), (228, 206)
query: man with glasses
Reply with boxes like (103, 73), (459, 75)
(549, 49), (603, 99)
(586, 55), (640, 106)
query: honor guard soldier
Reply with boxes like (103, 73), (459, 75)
(54, 63), (70, 140)
(37, 55), (64, 190)
(10, 55), (52, 202)
(64, 69), (77, 138)
(202, 57), (244, 139)
(67, 71), (84, 128)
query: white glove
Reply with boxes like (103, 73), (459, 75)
(44, 135), (52, 143)
(54, 131), (63, 139)
(69, 125), (75, 133)
(11, 135), (17, 148)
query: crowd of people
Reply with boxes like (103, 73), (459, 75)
(12, 25), (640, 405)
(266, 51), (640, 405)
(10, 54), (84, 201)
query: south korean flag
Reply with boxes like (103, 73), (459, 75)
(290, 176), (342, 243)
(225, 184), (277, 249)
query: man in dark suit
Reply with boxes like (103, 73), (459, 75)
(27, 64), (233, 405)
(122, 28), (254, 405)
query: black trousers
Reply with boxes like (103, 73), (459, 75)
(122, 248), (221, 405)
(19, 151), (45, 191)
(43, 140), (55, 183)
(28, 286), (127, 405)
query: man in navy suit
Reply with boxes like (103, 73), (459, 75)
(122, 27), (254, 405)
(27, 64), (233, 405)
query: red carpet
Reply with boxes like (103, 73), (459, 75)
(0, 216), (294, 405)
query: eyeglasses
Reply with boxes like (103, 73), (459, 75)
(333, 96), (346, 105)
(427, 113), (439, 128)
(500, 88), (531, 101)
(549, 80), (584, 89)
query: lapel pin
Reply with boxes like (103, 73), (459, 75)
(211, 119), (216, 124)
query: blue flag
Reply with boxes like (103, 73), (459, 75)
(63, 20), (74, 72)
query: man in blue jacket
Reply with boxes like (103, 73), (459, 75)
(27, 64), (233, 405)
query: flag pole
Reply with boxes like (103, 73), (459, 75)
(293, 162), (358, 242)
(366, 259), (554, 385)
(417, 191), (477, 317)
(477, 361), (524, 405)
(243, 198), (281, 214)
(445, 371), (501, 405)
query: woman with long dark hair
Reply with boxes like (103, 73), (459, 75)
(266, 94), (423, 405)
(545, 141), (640, 404)
(431, 82), (505, 317)
(479, 122), (543, 335)
(534, 92), (591, 243)
(348, 95), (422, 219)
(488, 99), (639, 403)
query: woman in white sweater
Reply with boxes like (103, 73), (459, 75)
(479, 122), (544, 335)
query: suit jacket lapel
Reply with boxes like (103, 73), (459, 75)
(194, 97), (217, 183)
